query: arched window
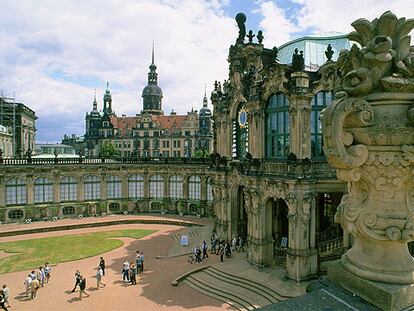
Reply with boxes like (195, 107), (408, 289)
(128, 175), (144, 198)
(207, 177), (213, 202)
(60, 176), (77, 202)
(6, 178), (26, 205)
(189, 176), (201, 200)
(34, 177), (53, 203)
(311, 91), (333, 159)
(266, 94), (290, 158)
(107, 175), (122, 199)
(149, 175), (164, 198)
(232, 104), (248, 158)
(169, 175), (183, 199)
(84, 175), (100, 200)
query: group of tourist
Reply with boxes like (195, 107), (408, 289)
(211, 234), (245, 262)
(122, 251), (145, 285)
(22, 262), (51, 302)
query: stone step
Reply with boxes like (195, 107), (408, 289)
(194, 269), (272, 308)
(205, 267), (283, 303)
(183, 275), (254, 311)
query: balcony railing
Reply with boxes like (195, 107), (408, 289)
(0, 157), (212, 166)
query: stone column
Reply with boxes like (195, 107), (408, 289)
(183, 175), (189, 200)
(288, 73), (312, 160)
(121, 173), (128, 199)
(53, 172), (60, 203)
(285, 190), (317, 281)
(163, 174), (169, 199)
(0, 177), (5, 207)
(77, 175), (84, 202)
(143, 173), (149, 199)
(200, 176), (207, 201)
(100, 173), (107, 201)
(27, 176), (34, 205)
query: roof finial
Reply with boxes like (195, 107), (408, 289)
(94, 89), (97, 102)
(106, 81), (109, 89)
(204, 83), (207, 97)
(152, 40), (155, 65)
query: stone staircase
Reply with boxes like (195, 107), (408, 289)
(181, 266), (291, 310)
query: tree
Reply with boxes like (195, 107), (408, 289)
(195, 149), (209, 158)
(99, 140), (119, 157)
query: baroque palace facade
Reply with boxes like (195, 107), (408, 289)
(209, 14), (350, 281)
(84, 47), (213, 158)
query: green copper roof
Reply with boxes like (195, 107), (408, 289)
(278, 32), (352, 71)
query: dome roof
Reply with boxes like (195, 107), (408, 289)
(278, 32), (352, 71)
(199, 106), (211, 116)
(142, 84), (163, 97)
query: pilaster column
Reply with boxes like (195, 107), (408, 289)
(143, 173), (149, 199)
(286, 190), (318, 281)
(100, 173), (107, 201)
(53, 172), (60, 203)
(27, 176), (34, 205)
(163, 174), (169, 199)
(183, 175), (189, 200)
(78, 175), (84, 202)
(121, 173), (128, 199)
(288, 72), (312, 159)
(0, 177), (5, 207)
(200, 176), (207, 201)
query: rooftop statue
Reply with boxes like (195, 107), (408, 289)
(247, 30), (255, 43)
(257, 30), (264, 44)
(325, 44), (334, 61)
(235, 13), (246, 44)
(292, 48), (305, 71)
(321, 11), (414, 285)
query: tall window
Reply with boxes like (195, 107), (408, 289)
(6, 178), (26, 205)
(84, 175), (100, 200)
(189, 175), (201, 200)
(149, 175), (164, 198)
(128, 174), (144, 198)
(207, 177), (213, 202)
(169, 175), (183, 199)
(60, 176), (77, 202)
(311, 91), (333, 159)
(107, 175), (122, 199)
(266, 93), (290, 158)
(232, 105), (248, 158)
(34, 177), (53, 203)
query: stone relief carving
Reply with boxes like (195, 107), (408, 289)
(321, 11), (414, 284)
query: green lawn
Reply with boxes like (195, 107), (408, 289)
(0, 229), (155, 274)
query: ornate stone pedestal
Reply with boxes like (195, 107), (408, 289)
(327, 261), (414, 311)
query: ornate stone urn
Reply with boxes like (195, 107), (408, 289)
(322, 11), (414, 284)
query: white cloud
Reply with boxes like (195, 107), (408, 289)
(253, 0), (297, 46)
(0, 0), (236, 142)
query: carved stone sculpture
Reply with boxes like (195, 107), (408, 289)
(235, 13), (246, 44)
(321, 11), (414, 284)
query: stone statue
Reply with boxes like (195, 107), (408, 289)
(257, 30), (264, 44)
(292, 48), (305, 71)
(272, 46), (278, 62)
(321, 11), (414, 285)
(325, 44), (334, 61)
(235, 13), (246, 44)
(247, 30), (255, 43)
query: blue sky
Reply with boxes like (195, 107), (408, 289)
(1, 0), (413, 143)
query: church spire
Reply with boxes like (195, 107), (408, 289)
(93, 89), (97, 111)
(148, 41), (158, 84)
(203, 84), (208, 107)
(151, 40), (155, 65)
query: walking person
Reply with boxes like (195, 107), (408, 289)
(24, 274), (32, 297)
(37, 266), (45, 287)
(219, 242), (225, 262)
(122, 260), (130, 281)
(231, 235), (237, 252)
(238, 236), (245, 252)
(99, 257), (106, 276)
(202, 240), (209, 259)
(71, 270), (81, 292)
(140, 251), (145, 272)
(30, 277), (40, 299)
(96, 266), (106, 289)
(130, 263), (137, 285)
(78, 275), (90, 299)
(210, 234), (216, 254)
(44, 262), (51, 284)
(0, 289), (9, 311)
(1, 285), (10, 309)
(136, 251), (142, 274)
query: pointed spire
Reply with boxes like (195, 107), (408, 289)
(92, 89), (98, 112)
(106, 81), (109, 89)
(203, 84), (208, 107)
(151, 40), (155, 65)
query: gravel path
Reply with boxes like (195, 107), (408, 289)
(0, 222), (230, 311)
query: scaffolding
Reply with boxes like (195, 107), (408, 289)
(0, 90), (17, 157)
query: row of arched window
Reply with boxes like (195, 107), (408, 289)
(5, 175), (213, 205)
(233, 91), (333, 159)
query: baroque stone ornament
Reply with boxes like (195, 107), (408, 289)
(321, 11), (414, 284)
